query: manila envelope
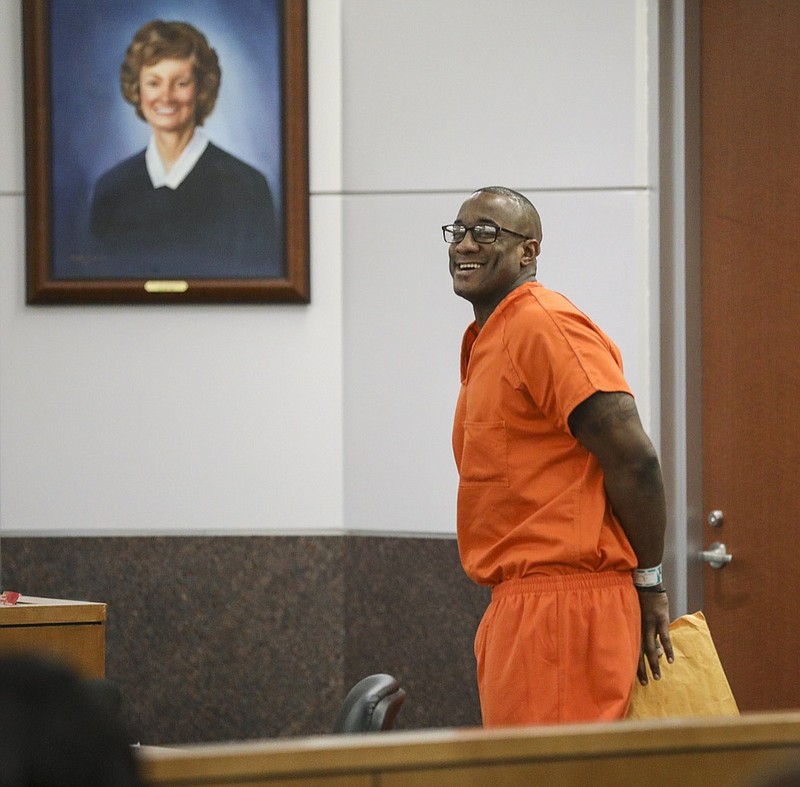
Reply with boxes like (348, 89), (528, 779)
(627, 610), (739, 719)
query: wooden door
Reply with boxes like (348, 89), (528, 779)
(701, 0), (800, 711)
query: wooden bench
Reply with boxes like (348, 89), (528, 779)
(139, 711), (800, 786)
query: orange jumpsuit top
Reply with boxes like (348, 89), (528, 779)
(452, 282), (638, 586)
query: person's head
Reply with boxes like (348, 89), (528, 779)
(120, 20), (221, 132)
(0, 655), (140, 787)
(444, 186), (542, 326)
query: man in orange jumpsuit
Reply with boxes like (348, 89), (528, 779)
(446, 187), (673, 726)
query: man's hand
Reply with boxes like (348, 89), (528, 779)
(637, 589), (673, 684)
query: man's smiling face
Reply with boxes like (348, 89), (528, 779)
(448, 191), (539, 325)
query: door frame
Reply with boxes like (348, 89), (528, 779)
(658, 0), (704, 617)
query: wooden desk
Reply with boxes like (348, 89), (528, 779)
(0, 595), (106, 678)
(138, 712), (800, 787)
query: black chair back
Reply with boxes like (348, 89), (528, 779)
(333, 673), (406, 733)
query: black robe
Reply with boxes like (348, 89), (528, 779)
(89, 143), (281, 278)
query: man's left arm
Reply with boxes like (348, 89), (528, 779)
(568, 390), (673, 684)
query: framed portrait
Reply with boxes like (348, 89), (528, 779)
(23, 0), (309, 304)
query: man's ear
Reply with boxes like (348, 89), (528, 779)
(520, 238), (540, 267)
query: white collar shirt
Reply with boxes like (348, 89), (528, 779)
(145, 128), (210, 190)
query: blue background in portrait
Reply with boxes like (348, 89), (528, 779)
(48, 0), (283, 279)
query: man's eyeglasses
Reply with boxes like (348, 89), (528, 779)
(441, 223), (532, 245)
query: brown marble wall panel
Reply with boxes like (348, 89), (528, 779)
(1, 535), (486, 744)
(343, 536), (488, 731)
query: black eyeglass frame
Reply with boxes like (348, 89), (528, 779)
(441, 223), (533, 244)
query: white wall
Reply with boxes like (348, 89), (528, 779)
(0, 0), (344, 535)
(0, 0), (659, 538)
(341, 0), (660, 534)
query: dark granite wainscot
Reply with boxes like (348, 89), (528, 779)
(2, 536), (488, 744)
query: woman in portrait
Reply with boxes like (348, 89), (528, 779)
(90, 20), (281, 278)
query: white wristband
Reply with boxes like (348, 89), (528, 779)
(633, 564), (662, 587)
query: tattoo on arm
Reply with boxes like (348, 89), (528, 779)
(571, 391), (662, 492)
(569, 392), (638, 440)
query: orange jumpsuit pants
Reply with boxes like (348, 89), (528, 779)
(474, 572), (641, 726)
